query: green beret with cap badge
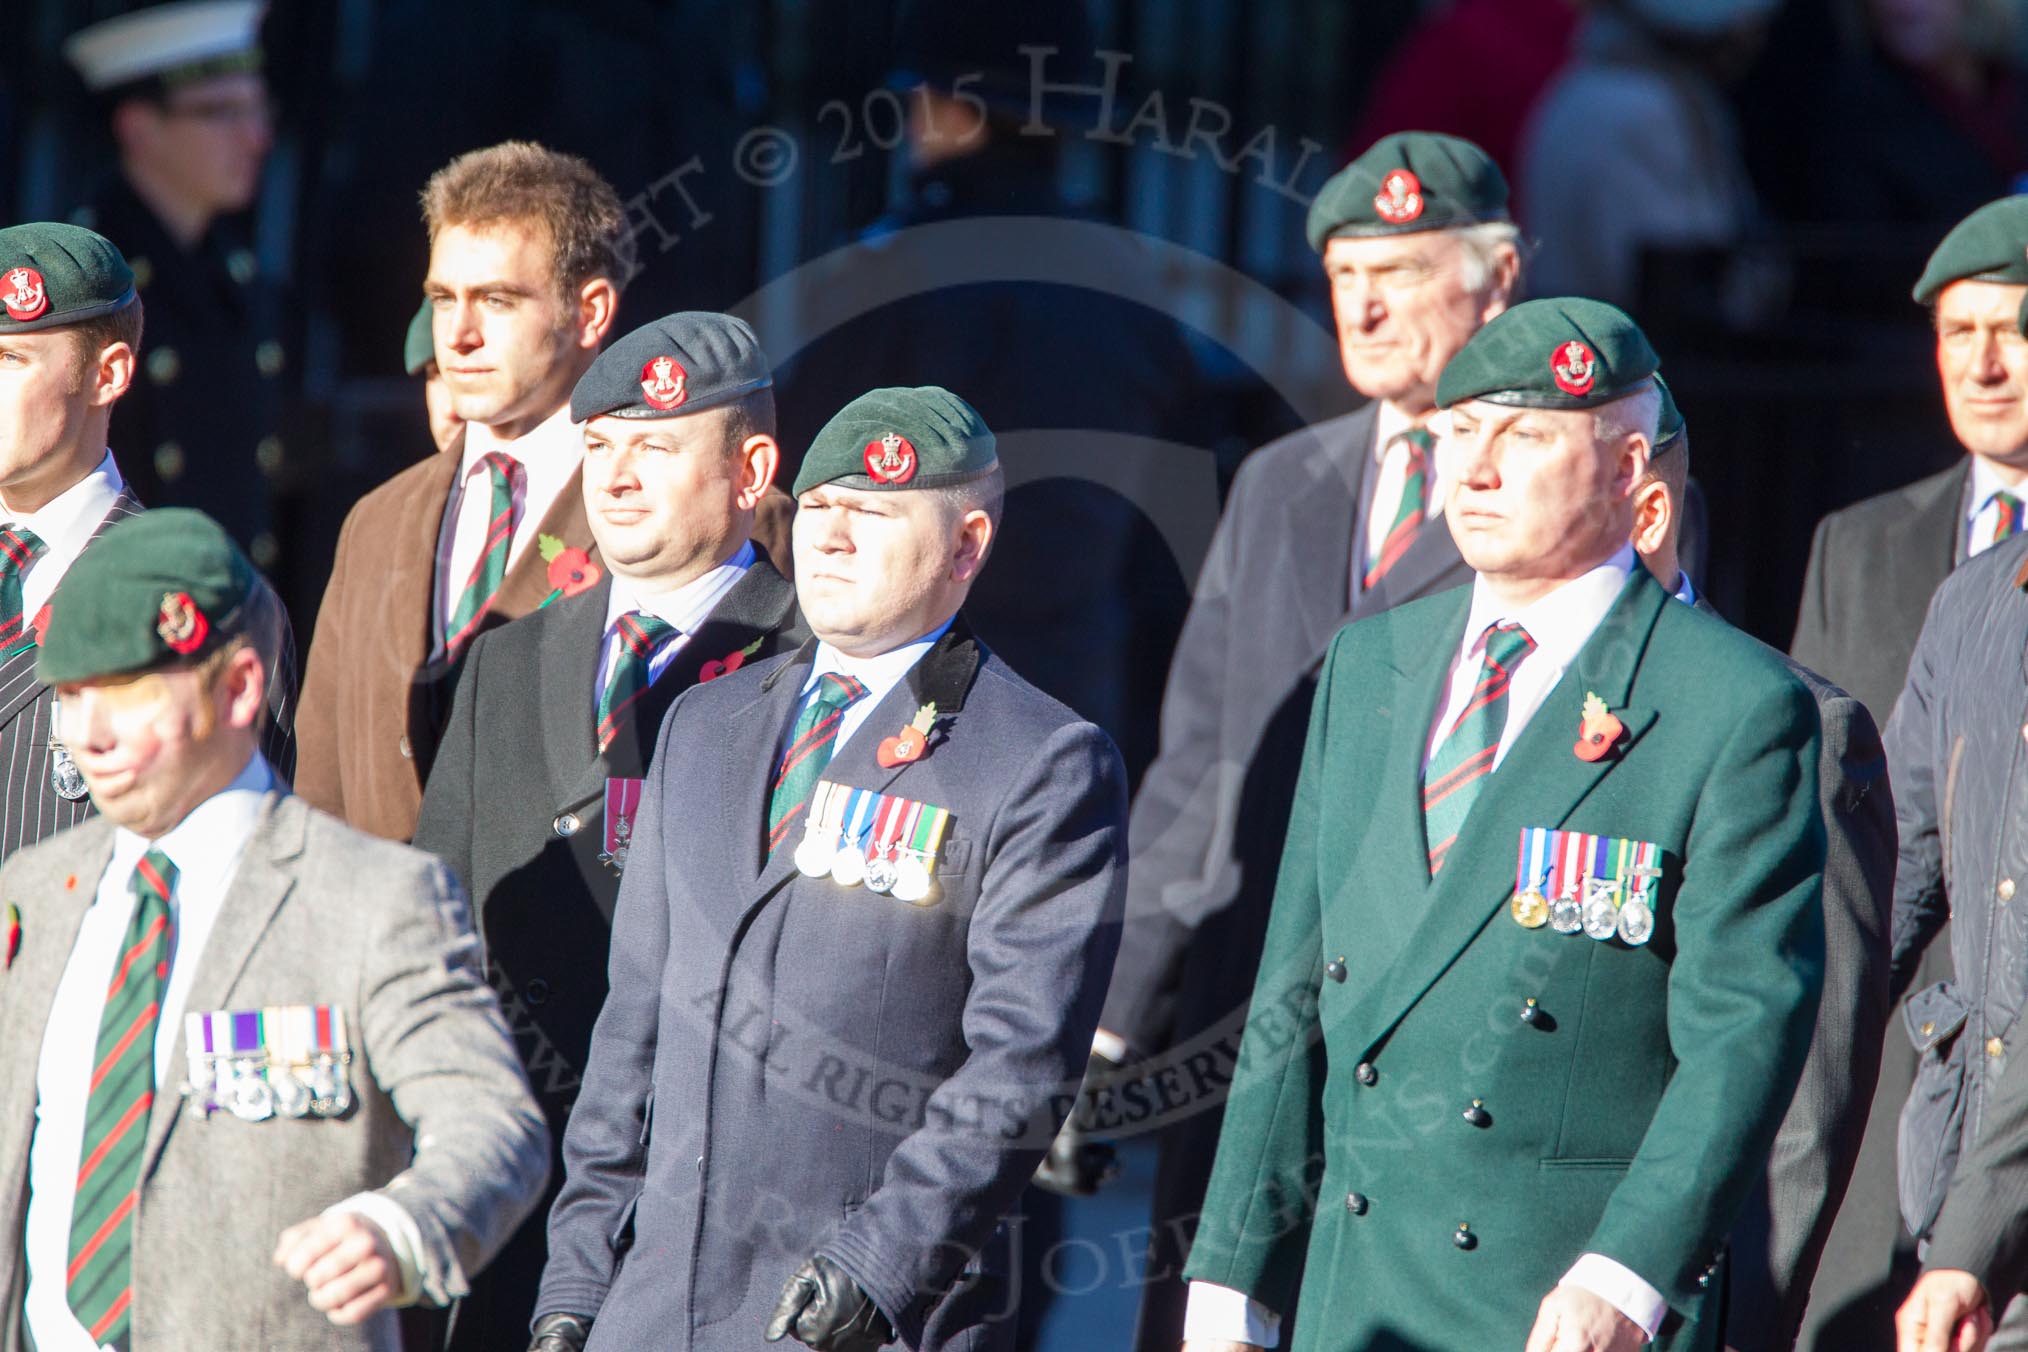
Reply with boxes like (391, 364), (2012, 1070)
(0, 223), (137, 335)
(1305, 131), (1510, 253)
(1912, 198), (2028, 342)
(1436, 297), (1660, 411)
(571, 311), (773, 422)
(403, 300), (434, 377)
(37, 509), (257, 686)
(792, 387), (997, 496)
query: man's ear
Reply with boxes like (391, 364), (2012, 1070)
(951, 510), (993, 584)
(576, 277), (620, 350)
(1630, 477), (1672, 560)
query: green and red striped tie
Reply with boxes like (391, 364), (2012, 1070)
(595, 611), (678, 752)
(766, 673), (867, 857)
(1422, 622), (1535, 875)
(67, 849), (178, 1348)
(0, 525), (47, 658)
(1992, 490), (2025, 551)
(444, 451), (524, 657)
(1364, 426), (1432, 589)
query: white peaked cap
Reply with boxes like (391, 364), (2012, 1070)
(64, 1), (266, 93)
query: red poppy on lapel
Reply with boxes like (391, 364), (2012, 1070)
(1574, 691), (1625, 762)
(700, 635), (767, 682)
(877, 702), (939, 768)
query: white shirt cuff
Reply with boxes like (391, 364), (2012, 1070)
(1090, 1028), (1129, 1064)
(1562, 1252), (1666, 1341)
(327, 1192), (425, 1308)
(1183, 1280), (1281, 1348)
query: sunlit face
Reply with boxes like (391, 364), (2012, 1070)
(55, 648), (261, 838)
(421, 365), (463, 453)
(1934, 279), (2028, 468)
(0, 331), (98, 498)
(583, 408), (774, 584)
(425, 221), (586, 431)
(1323, 232), (1508, 411)
(1443, 400), (1645, 592)
(121, 72), (273, 215)
(792, 484), (985, 658)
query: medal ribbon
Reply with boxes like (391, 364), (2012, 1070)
(867, 794), (908, 866)
(839, 788), (879, 855)
(908, 802), (952, 873)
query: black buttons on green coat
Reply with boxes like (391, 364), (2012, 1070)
(1355, 1062), (1378, 1087)
(1344, 1192), (1367, 1215)
(1325, 957), (1347, 983)
(1462, 1099), (1491, 1128)
(1453, 1224), (1476, 1251)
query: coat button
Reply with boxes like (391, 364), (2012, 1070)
(2002, 879), (2017, 903)
(1345, 1192), (1368, 1215)
(1520, 998), (1541, 1025)
(398, 734), (413, 760)
(555, 812), (581, 838)
(1990, 1036), (2006, 1058)
(1462, 1098), (1491, 1128)
(1355, 1062), (1378, 1087)
(525, 978), (550, 1005)
(1325, 957), (1347, 983)
(1453, 1224), (1476, 1251)
(1697, 1270), (1711, 1290)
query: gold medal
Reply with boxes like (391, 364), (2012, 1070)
(1510, 888), (1549, 929)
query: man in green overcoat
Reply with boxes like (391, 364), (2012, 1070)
(1181, 299), (1828, 1352)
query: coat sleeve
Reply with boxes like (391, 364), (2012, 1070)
(1788, 514), (1837, 672)
(410, 632), (484, 899)
(818, 719), (1128, 1347)
(1099, 457), (1253, 1055)
(1583, 676), (1827, 1312)
(294, 503), (358, 819)
(1924, 1026), (2028, 1306)
(1885, 584), (1954, 1002)
(1724, 689), (1894, 1352)
(1176, 627), (1340, 1316)
(358, 850), (550, 1305)
(534, 708), (675, 1320)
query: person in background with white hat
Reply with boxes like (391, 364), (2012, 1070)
(62, 0), (288, 578)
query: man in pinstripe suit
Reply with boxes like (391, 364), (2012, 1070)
(0, 221), (294, 859)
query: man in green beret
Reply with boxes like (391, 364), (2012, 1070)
(0, 508), (547, 1350)
(0, 219), (295, 858)
(405, 299), (463, 455)
(1182, 299), (1826, 1352)
(532, 386), (1126, 1352)
(412, 311), (807, 1352)
(1083, 130), (1538, 1349)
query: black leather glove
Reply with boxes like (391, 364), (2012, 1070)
(764, 1252), (895, 1351)
(1032, 1052), (1123, 1197)
(527, 1312), (593, 1351)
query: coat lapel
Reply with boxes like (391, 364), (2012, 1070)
(495, 464), (600, 618)
(737, 642), (819, 891)
(1347, 571), (1670, 1052)
(1352, 514), (1468, 622)
(0, 825), (111, 1096)
(540, 580), (613, 814)
(142, 793), (305, 1180)
(1288, 409), (1373, 657)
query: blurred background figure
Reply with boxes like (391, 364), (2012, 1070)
(61, 0), (287, 577)
(405, 299), (464, 455)
(1520, 0), (1777, 305)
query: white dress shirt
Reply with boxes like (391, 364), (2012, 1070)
(1966, 455), (2028, 559)
(433, 405), (584, 655)
(790, 616), (956, 760)
(1187, 545), (1671, 1348)
(592, 542), (754, 715)
(24, 757), (421, 1350)
(5, 450), (124, 625)
(1360, 401), (1448, 580)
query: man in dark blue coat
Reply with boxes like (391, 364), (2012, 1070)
(531, 386), (1127, 1352)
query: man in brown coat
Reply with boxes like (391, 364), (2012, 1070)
(297, 141), (788, 840)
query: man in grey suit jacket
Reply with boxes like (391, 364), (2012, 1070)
(0, 509), (546, 1352)
(1636, 387), (1896, 1352)
(415, 312), (807, 1352)
(0, 222), (295, 861)
(533, 387), (1127, 1352)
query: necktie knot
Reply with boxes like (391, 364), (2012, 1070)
(1482, 621), (1537, 672)
(1994, 490), (2025, 546)
(811, 671), (869, 713)
(616, 610), (678, 658)
(130, 848), (178, 906)
(0, 526), (46, 577)
(476, 450), (522, 488)
(1398, 425), (1435, 459)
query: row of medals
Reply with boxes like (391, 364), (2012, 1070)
(795, 826), (937, 902)
(188, 1053), (355, 1123)
(1511, 876), (1656, 947)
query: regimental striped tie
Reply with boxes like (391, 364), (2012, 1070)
(67, 849), (178, 1349)
(595, 611), (679, 753)
(444, 451), (525, 658)
(1422, 623), (1536, 875)
(765, 673), (868, 857)
(1364, 426), (1433, 589)
(1994, 490), (2026, 551)
(0, 525), (47, 658)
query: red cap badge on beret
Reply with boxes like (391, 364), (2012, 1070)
(640, 355), (688, 411)
(1551, 341), (1597, 397)
(865, 431), (917, 484)
(1373, 169), (1425, 226)
(2, 268), (48, 323)
(157, 592), (208, 655)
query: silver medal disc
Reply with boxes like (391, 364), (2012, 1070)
(49, 747), (86, 802)
(891, 857), (932, 903)
(229, 1065), (276, 1122)
(272, 1069), (312, 1119)
(795, 832), (836, 878)
(1617, 898), (1655, 947)
(1581, 896), (1620, 941)
(864, 854), (899, 894)
(1549, 894), (1584, 934)
(831, 846), (867, 888)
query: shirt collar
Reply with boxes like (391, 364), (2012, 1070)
(1372, 400), (1422, 464)
(1460, 545), (1636, 669)
(107, 752), (276, 902)
(5, 449), (123, 542)
(1671, 570), (1697, 606)
(805, 615), (957, 694)
(605, 540), (755, 635)
(1970, 454), (2024, 517)
(460, 402), (580, 476)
